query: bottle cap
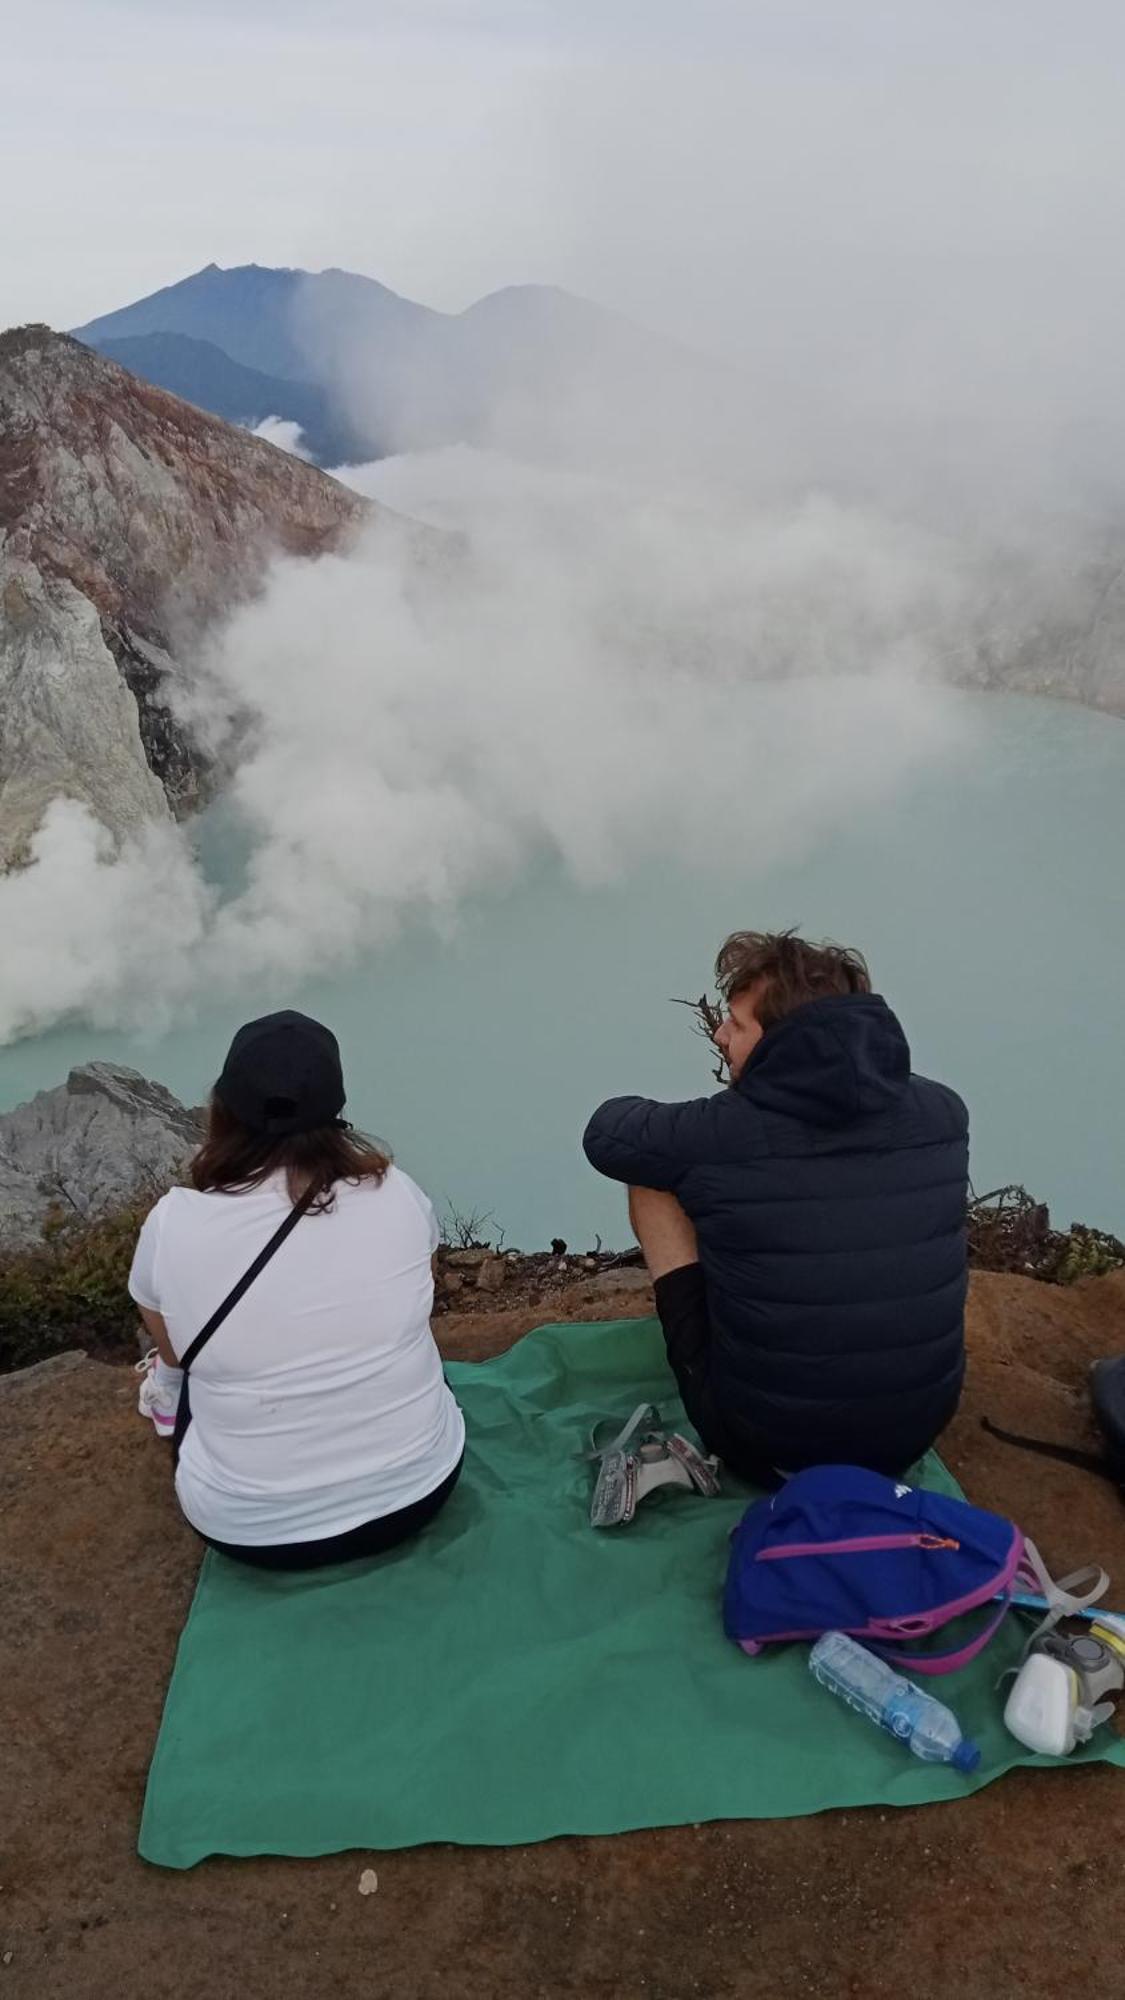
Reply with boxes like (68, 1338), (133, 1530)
(952, 1738), (981, 1773)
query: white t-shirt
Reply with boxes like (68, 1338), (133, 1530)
(128, 1167), (464, 1547)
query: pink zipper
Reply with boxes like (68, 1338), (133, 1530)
(756, 1532), (960, 1561)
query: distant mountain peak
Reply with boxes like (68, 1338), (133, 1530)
(69, 260), (706, 465)
(71, 260), (427, 383)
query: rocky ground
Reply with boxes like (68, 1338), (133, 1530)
(2, 1266), (1125, 2000)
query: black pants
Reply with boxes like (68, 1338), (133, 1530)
(653, 1264), (945, 1484)
(199, 1454), (464, 1572)
(653, 1265), (785, 1486)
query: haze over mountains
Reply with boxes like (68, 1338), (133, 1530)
(3, 273), (1125, 1045)
(3, 285), (1125, 896)
(73, 263), (708, 471)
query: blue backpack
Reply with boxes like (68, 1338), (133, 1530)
(723, 1465), (1058, 1675)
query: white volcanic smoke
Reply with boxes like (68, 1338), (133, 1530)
(8, 2), (1125, 1046)
(250, 416), (313, 461)
(0, 449), (971, 1042)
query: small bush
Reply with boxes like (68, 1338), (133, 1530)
(967, 1184), (1125, 1285)
(0, 1199), (152, 1374)
(1050, 1223), (1125, 1285)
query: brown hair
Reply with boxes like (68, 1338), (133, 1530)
(190, 1094), (391, 1211)
(715, 927), (871, 1033)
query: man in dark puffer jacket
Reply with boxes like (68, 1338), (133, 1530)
(583, 930), (968, 1481)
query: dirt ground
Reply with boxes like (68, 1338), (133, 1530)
(3, 1270), (1125, 2000)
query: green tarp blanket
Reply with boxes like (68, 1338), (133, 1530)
(140, 1318), (1125, 1868)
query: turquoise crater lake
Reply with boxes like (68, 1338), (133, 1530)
(1, 691), (1122, 1247)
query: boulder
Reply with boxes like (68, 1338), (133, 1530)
(0, 1349), (87, 1393)
(585, 1268), (652, 1296)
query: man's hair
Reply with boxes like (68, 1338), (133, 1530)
(715, 928), (871, 1033)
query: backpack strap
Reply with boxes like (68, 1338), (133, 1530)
(868, 1540), (1110, 1677)
(1014, 1539), (1109, 1657)
(981, 1415), (1112, 1480)
(172, 1182), (319, 1464)
(866, 1594), (1015, 1676)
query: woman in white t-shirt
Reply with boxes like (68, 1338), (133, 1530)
(129, 1009), (465, 1571)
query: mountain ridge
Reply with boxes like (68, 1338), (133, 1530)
(83, 330), (374, 466)
(71, 262), (711, 466)
(0, 325), (376, 864)
(73, 261), (443, 384)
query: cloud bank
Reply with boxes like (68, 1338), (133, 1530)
(0, 448), (972, 1042)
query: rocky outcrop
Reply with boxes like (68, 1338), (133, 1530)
(0, 1062), (201, 1248)
(0, 325), (372, 865)
(0, 564), (170, 856)
(949, 543), (1125, 719)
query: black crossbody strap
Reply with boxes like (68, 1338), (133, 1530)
(981, 1415), (1112, 1481)
(172, 1181), (318, 1464)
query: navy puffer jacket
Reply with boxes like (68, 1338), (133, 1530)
(583, 994), (968, 1471)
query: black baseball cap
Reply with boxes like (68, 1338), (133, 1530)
(214, 1010), (346, 1136)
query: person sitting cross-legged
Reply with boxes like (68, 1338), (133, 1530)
(583, 930), (969, 1484)
(131, 1010), (464, 1571)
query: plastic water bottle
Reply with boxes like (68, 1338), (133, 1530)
(809, 1631), (981, 1772)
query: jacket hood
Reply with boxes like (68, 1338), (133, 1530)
(737, 993), (911, 1126)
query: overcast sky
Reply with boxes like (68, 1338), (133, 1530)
(5, 0), (1125, 502)
(3, 1), (1122, 337)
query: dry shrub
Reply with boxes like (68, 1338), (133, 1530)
(0, 1199), (152, 1374)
